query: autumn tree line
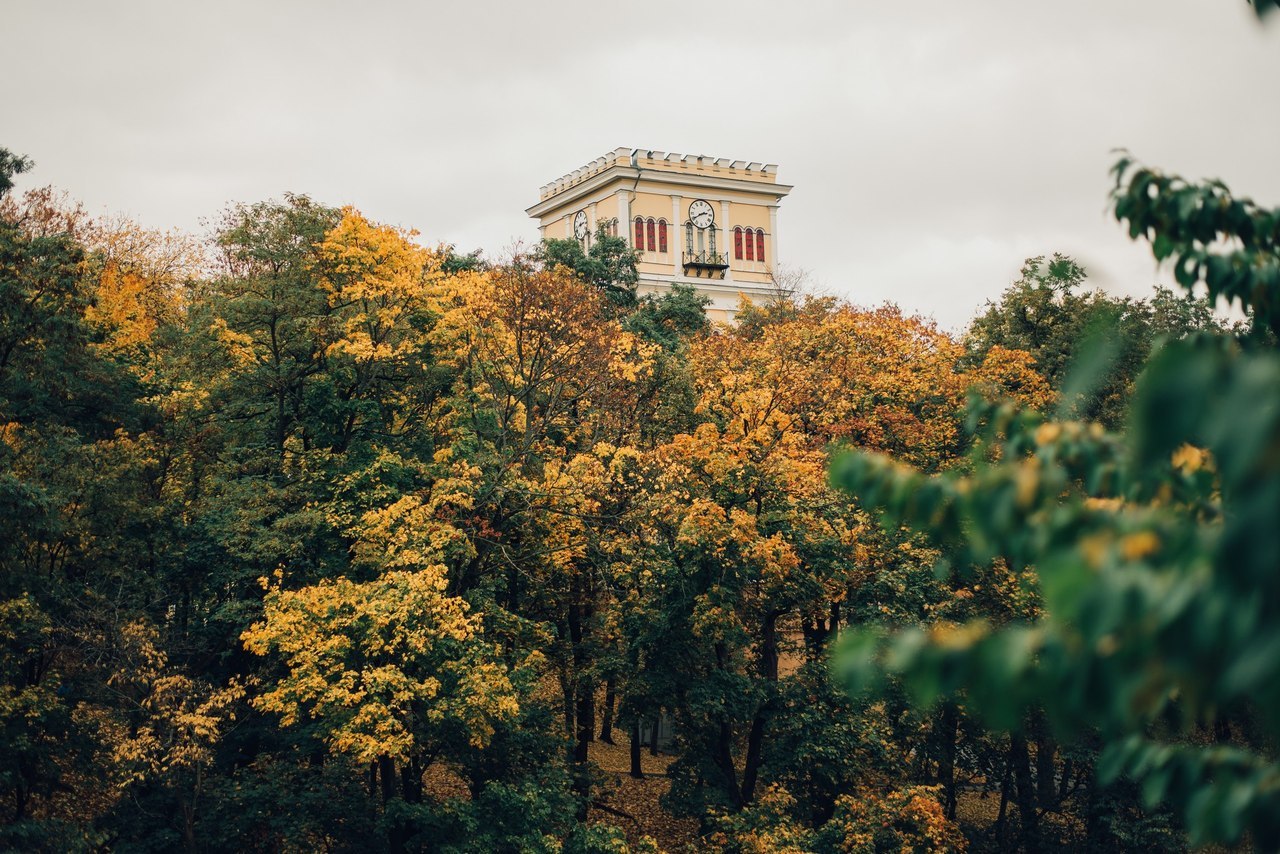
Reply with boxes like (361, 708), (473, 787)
(2, 139), (1278, 853)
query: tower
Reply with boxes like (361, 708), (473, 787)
(526, 147), (792, 323)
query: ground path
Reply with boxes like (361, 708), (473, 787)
(586, 734), (698, 851)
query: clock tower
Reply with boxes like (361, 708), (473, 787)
(526, 147), (792, 323)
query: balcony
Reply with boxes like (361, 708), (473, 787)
(682, 250), (729, 278)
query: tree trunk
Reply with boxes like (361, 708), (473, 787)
(801, 617), (821, 659)
(994, 747), (1012, 844)
(600, 677), (616, 744)
(401, 757), (422, 804)
(801, 602), (841, 662)
(650, 713), (661, 755)
(938, 702), (960, 820)
(713, 718), (744, 811)
(630, 718), (644, 778)
(567, 592), (593, 818)
(378, 754), (408, 854)
(1032, 711), (1057, 812)
(378, 754), (396, 806)
(560, 668), (575, 737)
(1011, 732), (1041, 853)
(741, 611), (781, 805)
(578, 681), (596, 748)
(741, 713), (766, 805)
(182, 799), (196, 853)
(575, 683), (594, 766)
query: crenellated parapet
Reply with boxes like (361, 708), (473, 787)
(537, 147), (779, 201)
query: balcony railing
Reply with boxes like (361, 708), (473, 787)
(682, 250), (729, 279)
(682, 251), (728, 268)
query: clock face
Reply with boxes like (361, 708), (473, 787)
(573, 211), (588, 239)
(689, 200), (714, 229)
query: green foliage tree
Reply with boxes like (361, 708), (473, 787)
(832, 158), (1280, 848)
(966, 253), (1235, 429)
(538, 221), (640, 308)
(623, 282), (710, 352)
(0, 149), (31, 199)
(0, 153), (165, 848)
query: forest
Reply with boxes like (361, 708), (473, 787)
(2, 130), (1279, 854)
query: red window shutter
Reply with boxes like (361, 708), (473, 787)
(647, 219), (656, 252)
(756, 230), (766, 264)
(634, 217), (644, 249)
(658, 220), (668, 253)
(744, 227), (754, 261)
(734, 227), (743, 260)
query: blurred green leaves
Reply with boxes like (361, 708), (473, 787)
(1111, 155), (1280, 339)
(1250, 0), (1280, 20)
(830, 158), (1280, 847)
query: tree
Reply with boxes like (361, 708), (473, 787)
(832, 158), (1280, 848)
(0, 155), (657, 849)
(203, 194), (343, 458)
(623, 282), (710, 353)
(0, 150), (31, 199)
(966, 253), (1236, 429)
(1, 162), (138, 846)
(622, 296), (1049, 834)
(243, 567), (519, 773)
(538, 222), (640, 309)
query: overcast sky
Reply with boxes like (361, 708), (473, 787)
(7, 0), (1278, 329)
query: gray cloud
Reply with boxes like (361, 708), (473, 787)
(8, 0), (1278, 328)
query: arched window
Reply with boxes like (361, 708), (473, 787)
(733, 227), (743, 260)
(685, 223), (694, 256)
(756, 229), (766, 264)
(634, 217), (644, 250)
(646, 218), (656, 252)
(744, 228), (755, 262)
(658, 220), (668, 254)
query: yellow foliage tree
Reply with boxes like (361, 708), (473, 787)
(316, 207), (440, 367)
(243, 567), (518, 761)
(710, 298), (1052, 469)
(104, 620), (244, 848)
